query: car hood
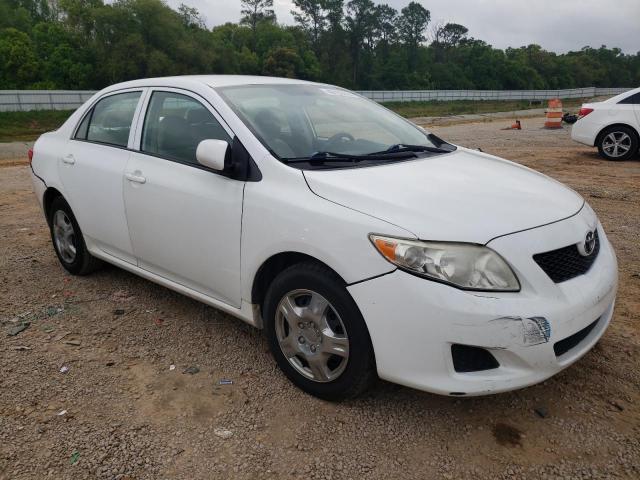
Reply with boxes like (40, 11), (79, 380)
(303, 148), (584, 244)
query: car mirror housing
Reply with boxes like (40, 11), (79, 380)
(196, 139), (230, 171)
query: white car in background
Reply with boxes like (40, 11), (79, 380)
(29, 76), (618, 400)
(571, 87), (640, 160)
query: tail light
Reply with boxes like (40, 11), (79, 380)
(28, 148), (34, 166)
(578, 107), (594, 119)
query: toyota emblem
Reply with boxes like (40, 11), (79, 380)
(578, 230), (596, 257)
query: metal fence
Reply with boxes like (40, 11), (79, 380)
(0, 87), (632, 112)
(357, 87), (631, 103)
(0, 90), (96, 112)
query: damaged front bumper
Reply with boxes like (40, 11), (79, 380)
(348, 207), (618, 396)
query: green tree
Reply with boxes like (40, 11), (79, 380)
(263, 47), (304, 78)
(399, 1), (430, 71)
(291, 0), (326, 51)
(178, 3), (205, 29)
(240, 0), (275, 50)
(0, 28), (39, 88)
(0, 0), (636, 91)
(345, 0), (376, 86)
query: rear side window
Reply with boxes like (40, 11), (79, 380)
(141, 91), (231, 166)
(75, 91), (141, 147)
(618, 92), (640, 104)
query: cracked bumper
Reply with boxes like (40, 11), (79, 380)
(348, 211), (618, 396)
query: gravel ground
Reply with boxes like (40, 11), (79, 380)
(0, 141), (33, 161)
(1, 117), (639, 480)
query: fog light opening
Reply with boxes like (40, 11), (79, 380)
(451, 344), (500, 373)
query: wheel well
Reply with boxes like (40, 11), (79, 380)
(42, 187), (63, 225)
(251, 252), (345, 310)
(596, 123), (639, 147)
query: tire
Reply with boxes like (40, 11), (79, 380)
(264, 261), (376, 401)
(597, 126), (638, 161)
(48, 196), (102, 275)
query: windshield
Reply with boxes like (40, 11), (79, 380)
(216, 84), (445, 161)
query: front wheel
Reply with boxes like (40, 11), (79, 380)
(264, 262), (376, 401)
(597, 126), (638, 161)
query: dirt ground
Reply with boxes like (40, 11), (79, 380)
(1, 116), (639, 480)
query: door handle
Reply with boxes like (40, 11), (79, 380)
(125, 172), (146, 184)
(62, 154), (75, 165)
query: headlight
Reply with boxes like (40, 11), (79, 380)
(369, 234), (520, 291)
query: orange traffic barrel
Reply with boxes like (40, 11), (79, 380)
(544, 98), (563, 129)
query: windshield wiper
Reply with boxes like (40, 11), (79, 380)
(283, 150), (418, 164)
(376, 144), (453, 155)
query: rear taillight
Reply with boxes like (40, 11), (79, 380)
(578, 107), (594, 119)
(28, 148), (34, 166)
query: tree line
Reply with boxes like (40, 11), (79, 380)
(0, 0), (638, 91)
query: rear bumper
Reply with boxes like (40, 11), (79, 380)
(349, 206), (618, 396)
(570, 120), (599, 146)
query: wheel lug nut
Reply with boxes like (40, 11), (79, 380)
(298, 323), (304, 329)
(310, 345), (316, 352)
(298, 336), (305, 344)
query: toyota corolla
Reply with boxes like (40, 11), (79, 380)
(29, 76), (618, 400)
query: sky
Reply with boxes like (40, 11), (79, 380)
(165, 0), (640, 54)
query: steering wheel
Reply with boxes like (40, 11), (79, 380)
(326, 132), (355, 151)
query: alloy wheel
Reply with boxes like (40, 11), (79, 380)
(602, 131), (631, 158)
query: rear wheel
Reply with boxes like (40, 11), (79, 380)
(48, 196), (102, 275)
(264, 262), (376, 401)
(597, 126), (638, 160)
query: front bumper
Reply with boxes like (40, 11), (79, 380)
(349, 207), (618, 396)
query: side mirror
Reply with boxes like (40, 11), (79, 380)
(196, 139), (230, 171)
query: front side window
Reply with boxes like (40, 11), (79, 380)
(141, 91), (231, 165)
(77, 91), (141, 147)
(216, 84), (444, 161)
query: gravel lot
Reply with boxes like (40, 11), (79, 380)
(1, 116), (639, 479)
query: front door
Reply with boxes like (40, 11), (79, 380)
(59, 89), (144, 264)
(123, 89), (244, 307)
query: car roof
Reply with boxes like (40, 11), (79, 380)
(102, 75), (321, 92)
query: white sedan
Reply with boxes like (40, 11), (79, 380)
(571, 87), (640, 160)
(29, 76), (618, 400)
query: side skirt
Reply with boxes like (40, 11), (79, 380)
(86, 242), (260, 328)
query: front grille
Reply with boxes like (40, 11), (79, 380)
(451, 344), (499, 372)
(553, 318), (600, 357)
(533, 231), (600, 283)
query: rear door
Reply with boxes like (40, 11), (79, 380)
(123, 88), (244, 307)
(59, 89), (146, 264)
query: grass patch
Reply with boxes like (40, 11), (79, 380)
(385, 99), (585, 118)
(0, 110), (74, 142)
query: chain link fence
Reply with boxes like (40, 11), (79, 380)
(0, 87), (632, 112)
